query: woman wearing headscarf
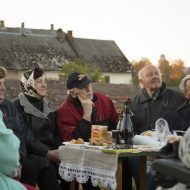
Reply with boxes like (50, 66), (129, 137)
(13, 65), (63, 190)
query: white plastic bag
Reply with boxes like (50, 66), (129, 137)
(154, 118), (172, 143)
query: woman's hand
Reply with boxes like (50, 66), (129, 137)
(47, 149), (60, 163)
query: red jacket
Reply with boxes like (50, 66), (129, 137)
(57, 92), (119, 141)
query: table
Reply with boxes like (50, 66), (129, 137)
(58, 145), (158, 190)
(113, 149), (158, 190)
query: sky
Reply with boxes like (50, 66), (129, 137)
(1, 0), (190, 66)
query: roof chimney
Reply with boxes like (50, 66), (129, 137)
(56, 29), (65, 42)
(67, 30), (73, 43)
(21, 22), (25, 35)
(50, 24), (54, 31)
(21, 22), (25, 28)
(0, 20), (5, 28)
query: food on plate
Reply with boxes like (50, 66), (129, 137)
(70, 138), (84, 144)
(89, 137), (112, 146)
(141, 130), (154, 137)
(167, 135), (182, 143)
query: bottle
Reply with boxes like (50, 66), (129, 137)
(118, 97), (134, 148)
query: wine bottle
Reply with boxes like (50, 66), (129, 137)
(119, 97), (134, 148)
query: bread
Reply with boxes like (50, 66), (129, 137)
(75, 138), (84, 144)
(141, 130), (154, 137)
(70, 138), (84, 144)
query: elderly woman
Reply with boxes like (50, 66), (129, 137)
(13, 65), (63, 190)
(166, 75), (190, 132)
(172, 75), (190, 131)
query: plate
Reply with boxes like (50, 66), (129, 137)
(62, 141), (88, 147)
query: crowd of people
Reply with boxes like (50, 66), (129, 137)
(0, 63), (189, 190)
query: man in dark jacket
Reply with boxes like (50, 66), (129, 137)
(131, 64), (185, 134)
(0, 67), (26, 162)
(130, 64), (185, 190)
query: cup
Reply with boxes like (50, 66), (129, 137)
(111, 130), (120, 145)
(91, 125), (108, 141)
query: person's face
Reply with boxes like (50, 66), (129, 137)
(72, 83), (93, 100)
(184, 79), (190, 100)
(140, 65), (162, 91)
(0, 78), (6, 102)
(34, 74), (48, 97)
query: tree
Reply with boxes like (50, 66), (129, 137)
(89, 68), (103, 82)
(158, 54), (170, 84)
(59, 60), (88, 79)
(169, 59), (185, 86)
(131, 58), (151, 86)
(59, 59), (103, 82)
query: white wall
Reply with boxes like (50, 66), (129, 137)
(103, 72), (132, 84)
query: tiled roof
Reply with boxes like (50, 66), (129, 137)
(72, 38), (131, 72)
(0, 29), (77, 70)
(0, 27), (132, 72)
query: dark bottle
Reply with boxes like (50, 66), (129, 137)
(117, 97), (134, 148)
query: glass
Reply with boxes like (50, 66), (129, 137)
(91, 125), (108, 141)
(111, 130), (120, 145)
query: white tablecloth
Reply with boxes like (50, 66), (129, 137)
(58, 145), (118, 190)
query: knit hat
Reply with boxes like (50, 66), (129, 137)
(66, 72), (92, 90)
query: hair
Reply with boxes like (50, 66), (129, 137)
(179, 75), (190, 93)
(0, 67), (7, 79)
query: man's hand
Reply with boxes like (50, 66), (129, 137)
(47, 149), (60, 163)
(77, 94), (94, 121)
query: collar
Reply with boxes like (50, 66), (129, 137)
(18, 93), (55, 119)
(139, 82), (166, 103)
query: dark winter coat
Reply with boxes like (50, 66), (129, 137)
(167, 99), (190, 131)
(0, 99), (26, 162)
(13, 93), (62, 168)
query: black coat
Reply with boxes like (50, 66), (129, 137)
(0, 99), (26, 162)
(13, 93), (62, 168)
(131, 83), (186, 134)
(167, 99), (190, 131)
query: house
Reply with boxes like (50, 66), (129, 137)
(0, 20), (132, 84)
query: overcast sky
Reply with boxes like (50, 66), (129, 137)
(1, 0), (190, 66)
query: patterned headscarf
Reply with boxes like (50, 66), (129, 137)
(20, 66), (44, 98)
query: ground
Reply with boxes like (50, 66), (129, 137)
(5, 79), (140, 112)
